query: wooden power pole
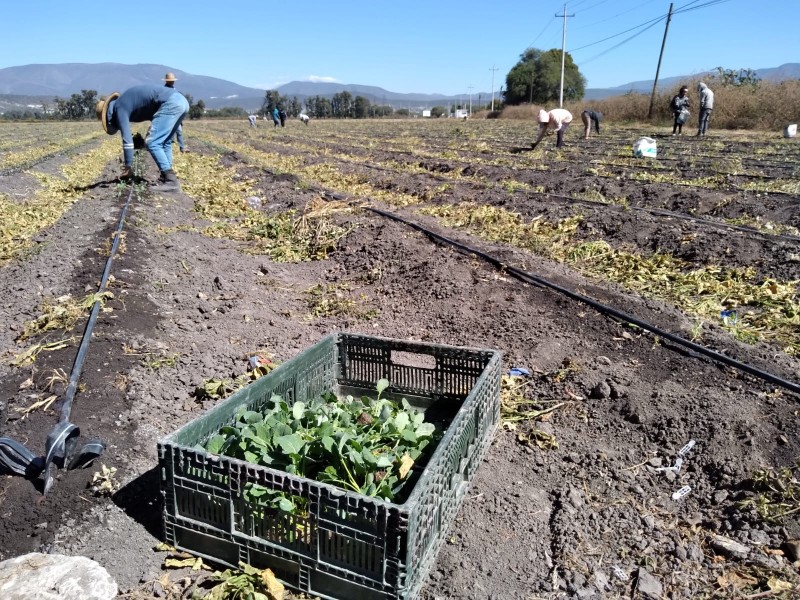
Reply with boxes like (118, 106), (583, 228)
(648, 3), (674, 119)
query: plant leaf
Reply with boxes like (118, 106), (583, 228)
(276, 433), (305, 455)
(399, 453), (414, 479)
(393, 411), (410, 431)
(291, 401), (306, 421)
(376, 378), (390, 395)
(206, 434), (227, 454)
(277, 497), (295, 512)
(415, 422), (436, 438)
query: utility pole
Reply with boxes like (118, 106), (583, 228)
(489, 64), (499, 111)
(467, 86), (474, 115)
(647, 2), (674, 119)
(556, 3), (575, 108)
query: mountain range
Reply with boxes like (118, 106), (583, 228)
(1, 62), (798, 114)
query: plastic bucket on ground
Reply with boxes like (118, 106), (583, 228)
(785, 124), (797, 138)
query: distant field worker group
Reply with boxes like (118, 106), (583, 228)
(531, 82), (717, 148)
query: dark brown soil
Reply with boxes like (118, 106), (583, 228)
(1, 120), (799, 599)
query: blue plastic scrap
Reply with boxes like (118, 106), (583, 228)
(508, 367), (531, 377)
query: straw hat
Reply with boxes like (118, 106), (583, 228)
(163, 72), (178, 82)
(537, 109), (550, 123)
(95, 92), (120, 134)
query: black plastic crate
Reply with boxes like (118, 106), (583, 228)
(159, 332), (501, 600)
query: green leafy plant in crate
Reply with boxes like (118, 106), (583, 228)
(204, 379), (441, 514)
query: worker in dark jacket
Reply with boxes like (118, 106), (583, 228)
(581, 109), (602, 139)
(96, 84), (189, 191)
(670, 86), (690, 135)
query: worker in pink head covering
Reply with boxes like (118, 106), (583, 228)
(532, 108), (573, 149)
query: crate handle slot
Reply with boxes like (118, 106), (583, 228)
(390, 350), (437, 370)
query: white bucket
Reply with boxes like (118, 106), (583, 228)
(633, 137), (657, 158)
(785, 124), (797, 138)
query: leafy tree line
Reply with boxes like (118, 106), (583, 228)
(259, 90), (395, 119)
(1, 90), (205, 121)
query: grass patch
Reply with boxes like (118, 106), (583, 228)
(174, 151), (350, 261)
(18, 292), (113, 341)
(305, 283), (378, 321)
(0, 138), (119, 265)
(422, 203), (800, 355)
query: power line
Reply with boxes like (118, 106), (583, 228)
(573, 2), (651, 29)
(569, 0), (730, 58)
(579, 17), (666, 65)
(573, 0), (613, 13)
(570, 13), (666, 52)
(526, 19), (556, 50)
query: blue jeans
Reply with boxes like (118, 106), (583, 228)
(146, 93), (189, 171)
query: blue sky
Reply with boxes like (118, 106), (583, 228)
(1, 0), (797, 96)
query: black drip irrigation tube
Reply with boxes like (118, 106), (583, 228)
(0, 183), (136, 493)
(360, 203), (800, 397)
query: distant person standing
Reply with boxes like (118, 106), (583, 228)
(532, 108), (573, 149)
(279, 108), (287, 127)
(163, 73), (189, 151)
(696, 82), (714, 136)
(272, 107), (280, 128)
(580, 109), (602, 139)
(248, 114), (257, 128)
(670, 86), (691, 135)
(175, 124), (188, 152)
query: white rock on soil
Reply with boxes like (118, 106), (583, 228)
(0, 553), (118, 600)
(710, 534), (750, 559)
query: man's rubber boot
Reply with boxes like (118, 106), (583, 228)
(152, 169), (181, 192)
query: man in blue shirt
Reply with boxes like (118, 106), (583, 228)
(96, 83), (189, 191)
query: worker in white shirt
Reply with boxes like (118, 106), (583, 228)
(532, 108), (573, 149)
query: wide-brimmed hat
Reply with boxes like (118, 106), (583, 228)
(95, 92), (120, 134)
(163, 72), (178, 82)
(537, 109), (550, 123)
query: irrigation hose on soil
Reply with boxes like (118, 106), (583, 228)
(360, 203), (800, 397)
(0, 182), (136, 492)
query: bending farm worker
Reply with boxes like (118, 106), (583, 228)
(696, 82), (714, 137)
(581, 109), (602, 139)
(532, 108), (573, 149)
(96, 84), (189, 192)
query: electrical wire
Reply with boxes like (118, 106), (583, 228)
(569, 0), (731, 57)
(579, 17), (666, 64)
(570, 13), (667, 52)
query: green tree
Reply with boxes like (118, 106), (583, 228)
(353, 96), (370, 118)
(189, 99), (205, 120)
(430, 106), (446, 118)
(712, 67), (760, 87)
(261, 90), (284, 114)
(331, 91), (353, 117)
(503, 48), (585, 105)
(287, 96), (302, 117)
